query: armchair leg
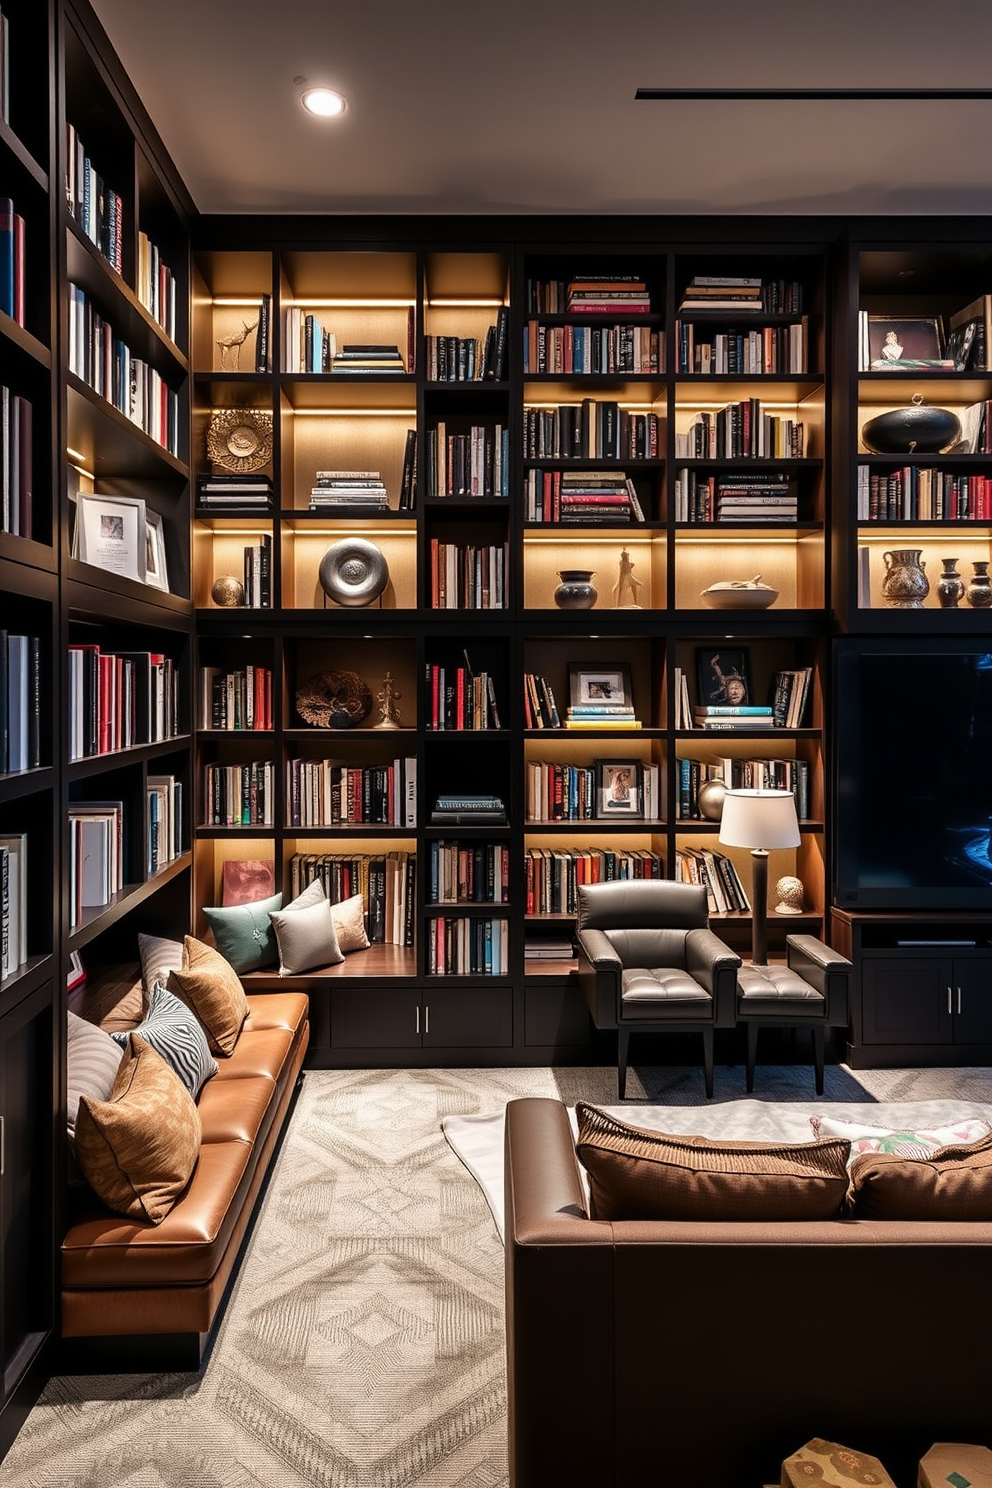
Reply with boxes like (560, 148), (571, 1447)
(812, 1024), (826, 1096)
(702, 1026), (714, 1099)
(745, 1022), (758, 1093)
(617, 1028), (631, 1100)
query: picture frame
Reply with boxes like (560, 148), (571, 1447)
(568, 662), (633, 710)
(696, 647), (752, 708)
(144, 509), (170, 592)
(867, 315), (946, 369)
(77, 493), (147, 583)
(595, 758), (643, 819)
(66, 949), (86, 993)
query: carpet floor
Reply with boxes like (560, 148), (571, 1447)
(4, 1060), (992, 1488)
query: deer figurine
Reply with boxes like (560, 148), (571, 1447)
(215, 318), (259, 371)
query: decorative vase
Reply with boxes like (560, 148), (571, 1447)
(880, 548), (929, 608)
(861, 396), (961, 455)
(966, 559), (992, 609)
(937, 557), (965, 609)
(553, 569), (597, 610)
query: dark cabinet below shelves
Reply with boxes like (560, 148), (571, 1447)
(329, 985), (512, 1051)
(861, 954), (992, 1047)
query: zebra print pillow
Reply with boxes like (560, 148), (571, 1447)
(112, 980), (218, 1098)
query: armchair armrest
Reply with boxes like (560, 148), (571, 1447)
(786, 935), (852, 1027)
(575, 927), (622, 972)
(576, 927), (622, 1028)
(685, 928), (741, 1028)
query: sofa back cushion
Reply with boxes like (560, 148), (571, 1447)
(575, 1103), (850, 1221)
(848, 1131), (992, 1220)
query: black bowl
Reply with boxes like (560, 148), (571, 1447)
(861, 405), (962, 454)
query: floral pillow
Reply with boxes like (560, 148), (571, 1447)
(809, 1113), (992, 1161)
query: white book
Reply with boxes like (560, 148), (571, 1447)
(76, 816), (111, 907)
(0, 833), (25, 970)
(0, 844), (8, 977)
(6, 633), (30, 771)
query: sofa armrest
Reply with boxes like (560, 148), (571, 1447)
(786, 934), (852, 1027)
(575, 927), (622, 1027)
(685, 928), (741, 1027)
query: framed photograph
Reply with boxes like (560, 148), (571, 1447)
(696, 647), (752, 707)
(66, 949), (86, 993)
(77, 493), (147, 582)
(868, 315), (946, 369)
(568, 662), (633, 710)
(595, 758), (643, 819)
(144, 509), (170, 592)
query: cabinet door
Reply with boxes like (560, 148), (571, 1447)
(1, 985), (55, 1410)
(422, 987), (513, 1048)
(952, 959), (992, 1044)
(860, 957), (954, 1045)
(331, 988), (422, 1049)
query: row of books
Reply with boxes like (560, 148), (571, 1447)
(0, 631), (40, 773)
(525, 848), (663, 916)
(525, 761), (660, 822)
(675, 846), (750, 915)
(428, 538), (507, 609)
(675, 471), (798, 524)
(857, 465), (992, 522)
(68, 645), (179, 761)
(524, 322), (662, 376)
(199, 666), (273, 732)
(679, 276), (804, 315)
(523, 403), (661, 461)
(146, 775), (182, 876)
(522, 672), (561, 729)
(282, 309), (410, 376)
(672, 666), (812, 730)
(677, 756), (810, 821)
(67, 284), (180, 455)
(197, 474), (274, 510)
(202, 762), (275, 828)
(68, 799), (124, 928)
(524, 469), (644, 524)
(423, 423), (509, 499)
(136, 230), (178, 343)
(426, 840), (510, 905)
(0, 830), (27, 979)
(675, 403), (805, 460)
(286, 756), (417, 828)
(525, 276), (654, 315)
(287, 853), (416, 946)
(425, 662), (502, 731)
(64, 124), (122, 275)
(675, 320), (808, 375)
(425, 309), (509, 381)
(426, 915), (508, 976)
(0, 195), (25, 326)
(0, 385), (32, 538)
(241, 534), (272, 607)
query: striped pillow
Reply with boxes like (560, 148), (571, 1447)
(112, 981), (217, 1097)
(138, 932), (184, 1005)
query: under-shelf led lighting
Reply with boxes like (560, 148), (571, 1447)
(293, 408), (416, 418)
(427, 298), (505, 308)
(212, 298), (265, 308)
(301, 87), (347, 118)
(284, 298), (415, 309)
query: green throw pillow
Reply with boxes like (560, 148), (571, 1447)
(203, 892), (283, 973)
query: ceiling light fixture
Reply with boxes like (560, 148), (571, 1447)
(301, 86), (347, 118)
(635, 87), (992, 100)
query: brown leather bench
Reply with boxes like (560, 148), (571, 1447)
(61, 976), (309, 1371)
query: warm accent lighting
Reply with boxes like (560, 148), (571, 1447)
(719, 789), (800, 966)
(293, 408), (416, 418)
(301, 87), (346, 118)
(428, 298), (505, 308)
(635, 87), (992, 101)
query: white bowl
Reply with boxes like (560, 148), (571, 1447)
(701, 583), (779, 610)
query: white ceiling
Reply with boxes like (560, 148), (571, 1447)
(91, 0), (992, 217)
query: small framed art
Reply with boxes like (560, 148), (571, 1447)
(144, 509), (170, 592)
(867, 315), (947, 369)
(568, 662), (634, 710)
(696, 647), (752, 707)
(77, 493), (147, 582)
(595, 758), (643, 819)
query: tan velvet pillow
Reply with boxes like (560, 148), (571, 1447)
(74, 1033), (201, 1225)
(331, 892), (370, 953)
(167, 936), (250, 1055)
(848, 1132), (992, 1220)
(574, 1103), (850, 1222)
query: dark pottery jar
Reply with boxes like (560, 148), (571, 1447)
(861, 395), (961, 455)
(880, 548), (929, 608)
(966, 559), (992, 608)
(553, 569), (597, 610)
(937, 557), (965, 609)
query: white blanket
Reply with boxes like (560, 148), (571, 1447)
(442, 1097), (992, 1241)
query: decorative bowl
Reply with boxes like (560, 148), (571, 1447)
(701, 577), (778, 610)
(861, 401), (962, 455)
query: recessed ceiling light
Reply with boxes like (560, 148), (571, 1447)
(301, 87), (346, 118)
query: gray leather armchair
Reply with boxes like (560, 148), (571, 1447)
(737, 934), (852, 1095)
(575, 879), (741, 1098)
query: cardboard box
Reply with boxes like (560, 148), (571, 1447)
(919, 1443), (992, 1488)
(782, 1438), (896, 1487)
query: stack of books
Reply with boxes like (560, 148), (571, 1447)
(565, 703), (640, 731)
(331, 343), (406, 374)
(430, 794), (507, 825)
(524, 937), (575, 963)
(309, 470), (389, 512)
(692, 705), (775, 732)
(716, 474), (797, 524)
(197, 474), (273, 511)
(567, 276), (651, 314)
(679, 275), (763, 312)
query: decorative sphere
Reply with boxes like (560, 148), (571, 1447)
(697, 779), (727, 821)
(211, 574), (245, 607)
(774, 875), (805, 914)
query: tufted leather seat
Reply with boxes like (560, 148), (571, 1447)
(737, 935), (852, 1094)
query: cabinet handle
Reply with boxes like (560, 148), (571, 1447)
(415, 1006), (420, 1035)
(958, 986), (963, 1015)
(947, 987), (953, 1015)
(424, 1005), (430, 1035)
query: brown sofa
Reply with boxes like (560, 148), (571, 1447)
(62, 972), (309, 1371)
(504, 1097), (992, 1488)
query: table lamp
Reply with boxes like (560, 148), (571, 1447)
(718, 788), (800, 965)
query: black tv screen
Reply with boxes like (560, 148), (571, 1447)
(834, 639), (992, 910)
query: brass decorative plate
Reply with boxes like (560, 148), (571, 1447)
(206, 408), (274, 473)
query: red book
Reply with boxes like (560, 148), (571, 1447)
(455, 665), (465, 730)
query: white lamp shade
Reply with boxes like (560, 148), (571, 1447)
(718, 788), (800, 850)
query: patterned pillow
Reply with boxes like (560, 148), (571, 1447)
(203, 892), (283, 973)
(75, 1033), (201, 1225)
(848, 1131), (992, 1220)
(111, 980), (217, 1097)
(331, 892), (370, 953)
(167, 936), (251, 1056)
(809, 1114), (992, 1162)
(67, 1011), (125, 1180)
(138, 932), (184, 1004)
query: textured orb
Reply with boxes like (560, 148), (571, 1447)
(211, 574), (246, 607)
(774, 875), (805, 914)
(319, 538), (388, 607)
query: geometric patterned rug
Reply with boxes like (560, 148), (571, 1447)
(4, 1060), (992, 1487)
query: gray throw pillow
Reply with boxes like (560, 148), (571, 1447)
(203, 892), (283, 973)
(269, 890), (344, 975)
(111, 980), (218, 1097)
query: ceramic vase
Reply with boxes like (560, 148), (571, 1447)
(937, 558), (965, 609)
(553, 570), (597, 610)
(880, 548), (929, 608)
(966, 559), (992, 609)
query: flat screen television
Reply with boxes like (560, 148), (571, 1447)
(834, 638), (992, 910)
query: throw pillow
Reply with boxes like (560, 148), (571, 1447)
(809, 1113), (992, 1162)
(167, 936), (250, 1055)
(138, 932), (184, 1005)
(203, 892), (283, 973)
(281, 878), (325, 913)
(331, 892), (370, 953)
(74, 1033), (201, 1225)
(111, 980), (218, 1097)
(574, 1103), (850, 1222)
(848, 1131), (992, 1220)
(269, 894), (344, 976)
(67, 1011), (125, 1178)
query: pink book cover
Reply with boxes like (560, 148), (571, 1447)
(221, 859), (275, 906)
